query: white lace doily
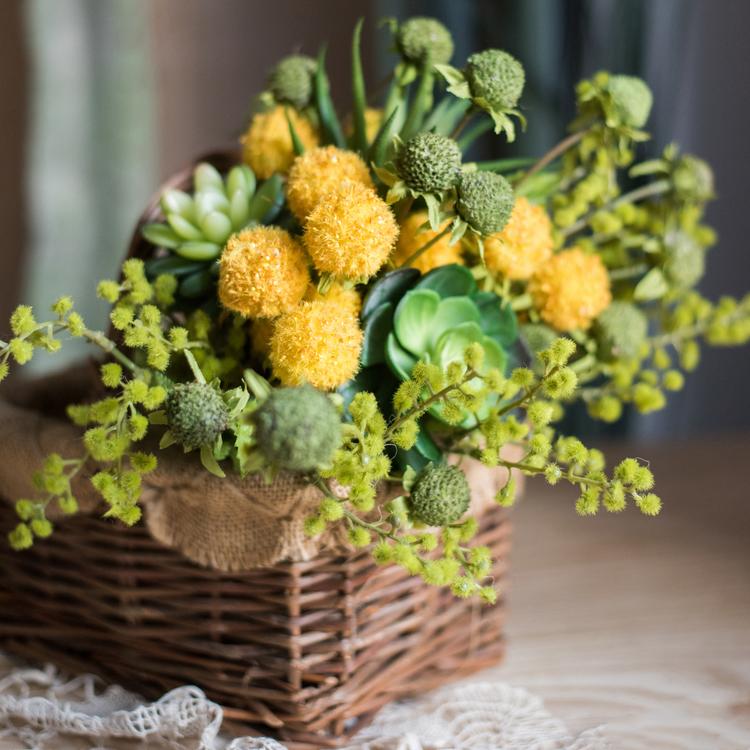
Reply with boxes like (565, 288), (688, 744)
(0, 656), (608, 750)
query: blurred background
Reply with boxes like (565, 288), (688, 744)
(1, 0), (748, 439)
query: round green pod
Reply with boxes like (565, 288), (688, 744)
(594, 301), (649, 360)
(456, 171), (515, 235)
(165, 382), (229, 450)
(397, 17), (454, 65)
(464, 49), (525, 110)
(396, 132), (462, 194)
(606, 75), (653, 129)
(408, 463), (471, 526)
(268, 54), (317, 109)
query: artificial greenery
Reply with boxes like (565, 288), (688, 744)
(3, 15), (750, 605)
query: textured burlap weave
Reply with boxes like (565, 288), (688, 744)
(0, 365), (518, 570)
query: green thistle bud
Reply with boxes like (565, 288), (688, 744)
(664, 230), (705, 289)
(253, 385), (341, 472)
(396, 132), (462, 194)
(464, 49), (525, 111)
(456, 171), (515, 235)
(268, 54), (317, 109)
(408, 463), (471, 526)
(594, 301), (649, 360)
(397, 17), (454, 65)
(165, 382), (228, 451)
(672, 154), (715, 203)
(606, 75), (653, 128)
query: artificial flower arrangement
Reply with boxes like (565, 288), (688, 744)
(2, 15), (749, 605)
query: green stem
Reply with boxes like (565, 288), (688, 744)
(400, 67), (434, 140)
(515, 129), (588, 189)
(450, 108), (474, 140)
(81, 329), (139, 374)
(398, 223), (452, 268)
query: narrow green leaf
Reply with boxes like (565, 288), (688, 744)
(314, 46), (346, 148)
(144, 255), (205, 279)
(475, 157), (537, 173)
(457, 118), (492, 151)
(360, 301), (394, 367)
(361, 267), (420, 320)
(159, 430), (177, 450)
(141, 223), (180, 249)
(400, 67), (435, 141)
(284, 106), (306, 156)
(247, 174), (284, 223)
(200, 444), (226, 478)
(368, 102), (402, 167)
(351, 18), (368, 154)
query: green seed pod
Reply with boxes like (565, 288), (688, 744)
(594, 301), (649, 360)
(253, 385), (341, 472)
(606, 75), (653, 129)
(268, 54), (317, 109)
(409, 463), (471, 526)
(664, 230), (705, 288)
(397, 17), (454, 65)
(672, 154), (715, 203)
(456, 171), (515, 235)
(464, 49), (525, 110)
(396, 132), (462, 193)
(165, 382), (229, 450)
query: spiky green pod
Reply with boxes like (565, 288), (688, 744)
(664, 230), (705, 288)
(397, 17), (454, 65)
(396, 132), (462, 193)
(464, 49), (525, 111)
(594, 301), (649, 360)
(672, 155), (715, 203)
(606, 75), (653, 129)
(269, 54), (317, 109)
(165, 382), (228, 450)
(409, 463), (471, 526)
(456, 171), (515, 235)
(253, 385), (341, 472)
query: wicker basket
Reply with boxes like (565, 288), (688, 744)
(0, 504), (510, 748)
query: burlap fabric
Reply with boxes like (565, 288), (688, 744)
(0, 365), (518, 571)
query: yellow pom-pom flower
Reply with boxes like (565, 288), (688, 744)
(240, 106), (318, 179)
(484, 197), (553, 280)
(304, 182), (399, 280)
(269, 297), (363, 390)
(529, 248), (612, 331)
(249, 317), (275, 361)
(287, 146), (374, 222)
(219, 227), (310, 318)
(393, 211), (462, 273)
(305, 283), (362, 318)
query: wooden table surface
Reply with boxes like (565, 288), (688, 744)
(496, 434), (750, 749)
(1, 435), (749, 748)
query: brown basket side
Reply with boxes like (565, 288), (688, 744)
(0, 503), (510, 749)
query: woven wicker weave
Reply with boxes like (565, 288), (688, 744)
(0, 504), (510, 748)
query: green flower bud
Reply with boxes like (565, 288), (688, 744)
(397, 17), (454, 65)
(408, 463), (471, 526)
(456, 171), (515, 235)
(594, 301), (649, 360)
(672, 154), (715, 203)
(464, 49), (525, 111)
(165, 382), (228, 450)
(253, 385), (341, 472)
(664, 230), (705, 289)
(606, 75), (653, 128)
(396, 132), (462, 193)
(268, 54), (317, 109)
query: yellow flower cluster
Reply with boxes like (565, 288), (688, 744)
(305, 282), (362, 318)
(270, 295), (363, 390)
(218, 227), (310, 318)
(529, 248), (612, 331)
(484, 197), (553, 280)
(304, 182), (399, 280)
(393, 212), (462, 273)
(287, 146), (373, 222)
(241, 106), (318, 179)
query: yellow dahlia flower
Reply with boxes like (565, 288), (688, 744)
(269, 298), (363, 390)
(304, 182), (399, 280)
(287, 146), (373, 222)
(240, 106), (318, 179)
(218, 227), (310, 318)
(393, 211), (462, 273)
(529, 248), (612, 332)
(484, 197), (553, 280)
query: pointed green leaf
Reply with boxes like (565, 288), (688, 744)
(229, 189), (250, 229)
(368, 102), (402, 167)
(314, 46), (346, 148)
(284, 106), (306, 156)
(226, 165), (254, 197)
(360, 301), (394, 367)
(159, 430), (177, 450)
(351, 18), (368, 154)
(144, 255), (205, 278)
(247, 174), (284, 223)
(434, 63), (465, 87)
(200, 444), (226, 478)
(634, 267), (669, 300)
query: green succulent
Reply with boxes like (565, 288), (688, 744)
(435, 49), (526, 141)
(396, 132), (462, 194)
(396, 17), (454, 66)
(268, 54), (317, 109)
(165, 382), (229, 451)
(456, 171), (515, 237)
(408, 463), (471, 526)
(253, 385), (341, 472)
(594, 301), (649, 360)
